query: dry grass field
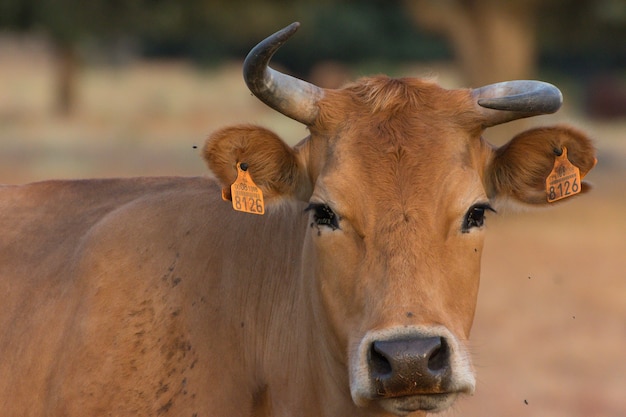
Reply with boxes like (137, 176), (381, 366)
(1, 44), (625, 416)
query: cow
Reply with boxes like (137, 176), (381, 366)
(0, 22), (596, 417)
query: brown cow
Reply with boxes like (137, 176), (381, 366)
(0, 23), (595, 417)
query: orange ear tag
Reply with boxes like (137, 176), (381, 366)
(229, 163), (265, 215)
(546, 147), (581, 203)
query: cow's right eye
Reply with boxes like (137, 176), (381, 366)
(305, 203), (340, 230)
(462, 203), (495, 232)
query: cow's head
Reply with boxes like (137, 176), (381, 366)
(204, 23), (596, 416)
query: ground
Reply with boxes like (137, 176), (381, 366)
(0, 45), (624, 416)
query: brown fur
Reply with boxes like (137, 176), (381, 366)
(315, 76), (480, 135)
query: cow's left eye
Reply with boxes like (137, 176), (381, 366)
(462, 203), (495, 232)
(305, 203), (340, 230)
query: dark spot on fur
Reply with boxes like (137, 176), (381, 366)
(157, 399), (173, 414)
(156, 382), (169, 398)
(406, 312), (414, 318)
(172, 277), (182, 287)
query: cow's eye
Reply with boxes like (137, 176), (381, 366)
(462, 203), (495, 232)
(305, 203), (340, 230)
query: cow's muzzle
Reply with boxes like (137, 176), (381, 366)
(369, 336), (451, 396)
(350, 326), (475, 415)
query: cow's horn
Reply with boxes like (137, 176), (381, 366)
(472, 80), (563, 127)
(243, 22), (324, 125)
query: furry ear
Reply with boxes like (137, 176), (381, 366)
(203, 125), (309, 203)
(486, 125), (597, 207)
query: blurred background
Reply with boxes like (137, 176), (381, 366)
(0, 0), (624, 416)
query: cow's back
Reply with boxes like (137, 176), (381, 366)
(0, 177), (309, 416)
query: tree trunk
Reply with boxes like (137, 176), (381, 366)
(406, 0), (538, 87)
(55, 42), (78, 116)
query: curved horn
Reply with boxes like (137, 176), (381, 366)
(472, 80), (563, 127)
(243, 22), (324, 125)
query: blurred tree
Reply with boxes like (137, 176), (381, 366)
(404, 0), (539, 86)
(0, 0), (218, 115)
(1, 0), (623, 114)
(540, 0), (626, 75)
(0, 0), (145, 114)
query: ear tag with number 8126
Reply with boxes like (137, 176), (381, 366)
(546, 147), (581, 203)
(229, 163), (265, 215)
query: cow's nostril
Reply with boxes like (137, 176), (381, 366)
(427, 337), (449, 372)
(369, 343), (392, 377)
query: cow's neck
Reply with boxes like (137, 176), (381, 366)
(235, 204), (354, 416)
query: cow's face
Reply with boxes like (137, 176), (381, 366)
(303, 80), (487, 414)
(204, 23), (596, 416)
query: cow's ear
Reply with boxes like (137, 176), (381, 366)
(485, 125), (596, 208)
(203, 125), (310, 203)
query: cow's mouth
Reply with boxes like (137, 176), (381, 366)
(378, 392), (459, 415)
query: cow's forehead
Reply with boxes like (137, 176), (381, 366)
(310, 77), (488, 225)
(313, 77), (485, 178)
(315, 76), (480, 137)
